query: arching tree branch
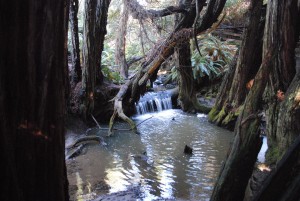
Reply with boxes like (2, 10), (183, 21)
(126, 0), (192, 20)
(108, 0), (226, 136)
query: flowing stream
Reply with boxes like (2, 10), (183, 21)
(67, 109), (235, 201)
(135, 91), (173, 115)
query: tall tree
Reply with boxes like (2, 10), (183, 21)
(264, 0), (300, 164)
(115, 0), (129, 79)
(0, 0), (69, 200)
(211, 0), (300, 200)
(174, 0), (209, 113)
(69, 0), (82, 83)
(81, 0), (111, 118)
(208, 0), (266, 129)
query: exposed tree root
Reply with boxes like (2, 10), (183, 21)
(66, 135), (103, 150)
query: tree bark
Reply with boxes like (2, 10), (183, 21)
(208, 0), (265, 129)
(253, 135), (300, 201)
(69, 0), (82, 83)
(176, 42), (209, 112)
(211, 0), (300, 199)
(0, 0), (69, 200)
(264, 0), (300, 164)
(174, 0), (210, 113)
(275, 73), (300, 157)
(115, 0), (129, 79)
(208, 51), (239, 123)
(82, 0), (111, 118)
(210, 48), (274, 201)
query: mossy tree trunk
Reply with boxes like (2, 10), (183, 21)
(208, 0), (265, 129)
(253, 135), (300, 201)
(264, 0), (300, 164)
(69, 0), (82, 83)
(211, 0), (300, 200)
(81, 0), (110, 119)
(175, 42), (210, 113)
(0, 0), (69, 200)
(275, 73), (300, 157)
(208, 51), (239, 124)
(175, 0), (202, 113)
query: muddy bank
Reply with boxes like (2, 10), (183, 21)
(65, 116), (109, 201)
(65, 116), (146, 201)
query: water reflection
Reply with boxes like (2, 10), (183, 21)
(131, 109), (233, 200)
(72, 109), (234, 200)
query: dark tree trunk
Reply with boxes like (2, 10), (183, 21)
(210, 49), (273, 201)
(208, 0), (265, 129)
(211, 0), (300, 200)
(69, 0), (82, 83)
(81, 0), (111, 118)
(174, 0), (218, 113)
(254, 135), (300, 201)
(175, 42), (210, 113)
(264, 0), (300, 164)
(275, 73), (300, 156)
(175, 0), (200, 113)
(115, 0), (129, 79)
(0, 0), (69, 201)
(208, 50), (239, 124)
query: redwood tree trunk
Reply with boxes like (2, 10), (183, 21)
(208, 0), (265, 129)
(174, 0), (212, 113)
(82, 0), (110, 118)
(264, 0), (300, 164)
(0, 1), (69, 200)
(211, 0), (299, 199)
(69, 0), (82, 83)
(175, 0), (199, 112)
(254, 135), (300, 201)
(176, 42), (210, 112)
(275, 72), (300, 156)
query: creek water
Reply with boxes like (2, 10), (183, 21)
(67, 109), (235, 201)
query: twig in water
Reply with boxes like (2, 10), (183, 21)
(136, 116), (153, 127)
(91, 114), (101, 129)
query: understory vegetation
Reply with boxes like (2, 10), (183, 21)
(68, 0), (246, 85)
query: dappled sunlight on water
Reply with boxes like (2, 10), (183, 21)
(68, 109), (234, 200)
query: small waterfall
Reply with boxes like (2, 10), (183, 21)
(135, 91), (172, 115)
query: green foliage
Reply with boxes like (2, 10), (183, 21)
(192, 35), (234, 80)
(166, 35), (234, 83)
(101, 44), (124, 84)
(101, 66), (123, 84)
(101, 44), (115, 68)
